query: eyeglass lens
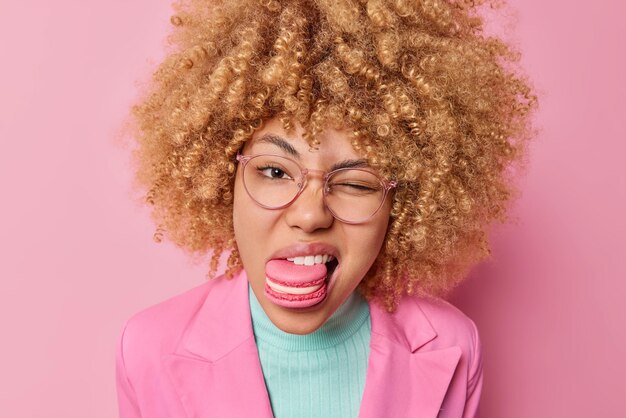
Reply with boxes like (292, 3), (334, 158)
(241, 155), (387, 223)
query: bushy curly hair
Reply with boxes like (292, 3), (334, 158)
(129, 0), (536, 310)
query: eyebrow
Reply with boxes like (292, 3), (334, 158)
(255, 133), (370, 171)
(257, 134), (299, 157)
(330, 159), (369, 171)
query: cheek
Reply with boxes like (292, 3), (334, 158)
(367, 204), (392, 250)
(362, 207), (392, 258)
(232, 171), (279, 266)
(346, 217), (390, 275)
(233, 171), (258, 254)
(232, 172), (246, 240)
(360, 227), (387, 260)
(233, 172), (261, 246)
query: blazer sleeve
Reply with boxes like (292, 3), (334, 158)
(463, 319), (484, 418)
(116, 321), (142, 418)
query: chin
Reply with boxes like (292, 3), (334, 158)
(266, 304), (332, 335)
(274, 320), (324, 335)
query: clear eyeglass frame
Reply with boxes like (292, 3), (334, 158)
(236, 153), (398, 225)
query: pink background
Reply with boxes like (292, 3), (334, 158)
(1, 0), (624, 417)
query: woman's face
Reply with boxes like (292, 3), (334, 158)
(233, 117), (393, 335)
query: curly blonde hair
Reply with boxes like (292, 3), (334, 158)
(129, 0), (536, 310)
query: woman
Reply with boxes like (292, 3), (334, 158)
(116, 0), (535, 416)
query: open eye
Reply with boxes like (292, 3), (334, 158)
(258, 165), (294, 180)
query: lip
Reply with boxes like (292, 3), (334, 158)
(264, 242), (342, 309)
(268, 242), (341, 263)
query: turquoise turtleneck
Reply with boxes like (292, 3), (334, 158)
(249, 286), (371, 418)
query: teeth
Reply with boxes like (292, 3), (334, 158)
(286, 254), (334, 265)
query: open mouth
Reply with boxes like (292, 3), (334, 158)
(325, 257), (339, 278)
(264, 255), (340, 308)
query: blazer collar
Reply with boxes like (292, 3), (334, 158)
(163, 271), (274, 417)
(164, 272), (460, 418)
(177, 269), (253, 362)
(360, 298), (462, 418)
(370, 293), (438, 352)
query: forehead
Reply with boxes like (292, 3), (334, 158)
(244, 118), (363, 165)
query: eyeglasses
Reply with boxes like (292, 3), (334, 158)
(236, 153), (397, 224)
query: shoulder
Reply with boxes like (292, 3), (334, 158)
(372, 293), (481, 355)
(411, 296), (479, 349)
(117, 276), (233, 371)
(390, 295), (482, 376)
(397, 295), (480, 357)
(121, 281), (212, 347)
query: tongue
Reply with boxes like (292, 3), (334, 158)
(265, 259), (327, 286)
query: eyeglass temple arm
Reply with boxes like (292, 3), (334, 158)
(236, 154), (251, 163)
(385, 180), (398, 190)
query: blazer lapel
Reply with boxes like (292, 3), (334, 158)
(162, 272), (459, 418)
(359, 298), (462, 418)
(163, 272), (273, 418)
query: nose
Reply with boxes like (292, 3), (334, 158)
(284, 179), (334, 233)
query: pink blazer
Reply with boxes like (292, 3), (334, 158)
(116, 271), (483, 417)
